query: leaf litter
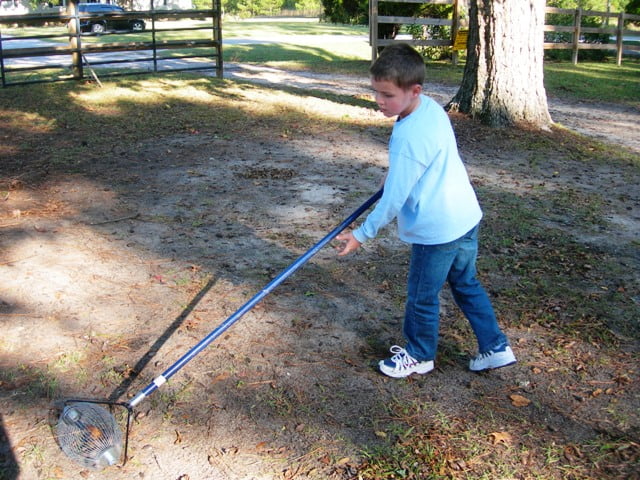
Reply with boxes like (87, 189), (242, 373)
(0, 69), (638, 479)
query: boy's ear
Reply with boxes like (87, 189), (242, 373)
(411, 84), (422, 97)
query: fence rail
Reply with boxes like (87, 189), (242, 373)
(369, 0), (459, 60)
(0, 2), (222, 87)
(544, 7), (640, 65)
(369, 1), (640, 65)
(2, 3), (639, 87)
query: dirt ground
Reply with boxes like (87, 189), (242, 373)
(0, 66), (638, 480)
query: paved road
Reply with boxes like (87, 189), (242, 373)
(0, 34), (289, 69)
(1, 32), (372, 68)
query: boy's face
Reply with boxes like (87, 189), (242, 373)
(370, 78), (422, 119)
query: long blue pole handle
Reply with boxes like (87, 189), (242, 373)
(129, 189), (382, 407)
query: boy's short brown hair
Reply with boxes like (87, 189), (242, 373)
(369, 43), (426, 90)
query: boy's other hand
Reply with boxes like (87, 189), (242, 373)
(335, 231), (362, 256)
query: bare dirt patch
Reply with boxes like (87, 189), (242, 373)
(0, 69), (638, 480)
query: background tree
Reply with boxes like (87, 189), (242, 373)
(404, 2), (455, 59)
(447, 0), (552, 129)
(220, 0), (321, 16)
(625, 0), (640, 22)
(321, 0), (366, 24)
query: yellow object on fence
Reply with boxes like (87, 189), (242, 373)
(453, 29), (468, 50)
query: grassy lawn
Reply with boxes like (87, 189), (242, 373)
(2, 18), (639, 105)
(544, 60), (640, 105)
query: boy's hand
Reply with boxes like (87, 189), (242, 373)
(335, 231), (361, 256)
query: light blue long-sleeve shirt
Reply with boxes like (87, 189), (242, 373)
(353, 94), (482, 246)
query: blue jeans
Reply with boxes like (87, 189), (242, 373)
(403, 224), (508, 362)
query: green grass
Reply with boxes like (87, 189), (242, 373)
(544, 60), (640, 106)
(0, 364), (61, 399)
(356, 397), (629, 480)
(222, 18), (369, 37)
(421, 58), (640, 106)
(2, 19), (639, 105)
(477, 186), (638, 343)
(200, 18), (370, 73)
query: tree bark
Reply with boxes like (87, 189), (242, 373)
(447, 0), (552, 129)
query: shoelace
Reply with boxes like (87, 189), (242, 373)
(475, 350), (495, 360)
(389, 345), (419, 369)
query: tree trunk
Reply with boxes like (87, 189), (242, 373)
(447, 0), (552, 129)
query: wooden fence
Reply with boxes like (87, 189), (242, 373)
(369, 0), (460, 61)
(369, 1), (640, 65)
(544, 7), (640, 65)
(0, 0), (222, 87)
(2, 2), (639, 87)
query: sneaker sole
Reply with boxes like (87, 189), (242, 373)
(379, 361), (434, 378)
(470, 356), (517, 372)
(470, 360), (517, 372)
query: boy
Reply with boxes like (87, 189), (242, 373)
(335, 43), (516, 378)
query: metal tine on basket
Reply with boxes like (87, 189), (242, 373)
(55, 398), (133, 470)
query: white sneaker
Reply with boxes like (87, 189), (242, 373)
(469, 346), (516, 371)
(379, 345), (434, 378)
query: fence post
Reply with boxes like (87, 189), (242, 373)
(151, 0), (157, 72)
(68, 0), (83, 80)
(572, 7), (582, 65)
(1, 31), (6, 88)
(451, 0), (459, 65)
(616, 11), (624, 66)
(215, 0), (223, 78)
(370, 0), (378, 62)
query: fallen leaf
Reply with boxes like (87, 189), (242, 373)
(83, 424), (103, 440)
(220, 445), (240, 455)
(489, 431), (513, 446)
(52, 466), (65, 478)
(615, 374), (631, 385)
(211, 372), (231, 383)
(450, 458), (466, 470)
(510, 394), (531, 407)
(255, 441), (268, 451)
(564, 444), (582, 463)
(221, 446), (238, 455)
